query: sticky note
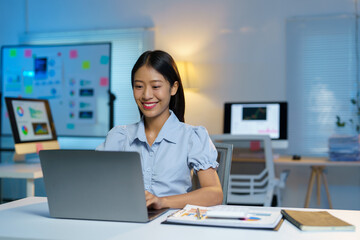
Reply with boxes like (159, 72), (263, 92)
(69, 50), (78, 59)
(100, 77), (109, 86)
(36, 143), (44, 154)
(82, 61), (90, 69)
(25, 86), (33, 94)
(24, 49), (32, 58)
(10, 49), (17, 57)
(100, 56), (109, 64)
(67, 123), (75, 129)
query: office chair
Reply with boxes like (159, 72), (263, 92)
(210, 134), (289, 207)
(192, 142), (233, 205)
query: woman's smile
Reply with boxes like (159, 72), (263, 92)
(142, 101), (158, 110)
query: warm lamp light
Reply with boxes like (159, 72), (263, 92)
(176, 61), (198, 91)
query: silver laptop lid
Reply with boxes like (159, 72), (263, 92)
(40, 150), (151, 222)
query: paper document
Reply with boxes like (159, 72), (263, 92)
(164, 204), (283, 229)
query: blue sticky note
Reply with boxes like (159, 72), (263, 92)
(100, 56), (109, 64)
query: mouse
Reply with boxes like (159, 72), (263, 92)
(292, 155), (301, 160)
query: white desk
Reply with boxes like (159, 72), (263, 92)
(0, 197), (359, 240)
(275, 156), (360, 208)
(0, 163), (42, 197)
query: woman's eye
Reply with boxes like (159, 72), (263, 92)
(134, 85), (143, 89)
(153, 85), (161, 89)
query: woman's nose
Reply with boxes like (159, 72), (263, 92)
(142, 86), (153, 100)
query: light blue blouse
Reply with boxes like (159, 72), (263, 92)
(96, 111), (218, 197)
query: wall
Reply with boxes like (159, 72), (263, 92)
(0, 0), (359, 209)
(22, 0), (355, 133)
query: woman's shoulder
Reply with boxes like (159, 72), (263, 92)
(182, 123), (209, 134)
(106, 122), (139, 137)
(178, 123), (211, 141)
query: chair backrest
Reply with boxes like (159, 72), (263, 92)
(191, 142), (233, 205)
(210, 134), (275, 206)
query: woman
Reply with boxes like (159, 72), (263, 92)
(97, 50), (223, 209)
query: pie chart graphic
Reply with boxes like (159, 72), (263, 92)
(21, 125), (28, 135)
(17, 106), (24, 117)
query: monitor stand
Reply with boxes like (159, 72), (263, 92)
(13, 143), (48, 163)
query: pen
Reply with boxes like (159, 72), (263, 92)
(196, 208), (201, 220)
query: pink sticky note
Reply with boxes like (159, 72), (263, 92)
(250, 141), (261, 151)
(69, 50), (78, 59)
(24, 49), (32, 58)
(36, 143), (44, 154)
(100, 77), (109, 86)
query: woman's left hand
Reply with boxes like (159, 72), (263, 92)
(145, 191), (166, 209)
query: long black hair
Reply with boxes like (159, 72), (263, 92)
(131, 50), (185, 122)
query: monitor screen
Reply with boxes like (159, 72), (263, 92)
(5, 97), (59, 156)
(6, 97), (56, 143)
(1, 43), (111, 137)
(224, 102), (288, 147)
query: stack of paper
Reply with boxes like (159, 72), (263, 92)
(328, 135), (360, 161)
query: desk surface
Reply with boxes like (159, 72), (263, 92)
(0, 162), (42, 178)
(275, 156), (360, 166)
(0, 197), (359, 240)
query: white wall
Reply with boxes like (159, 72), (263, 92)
(22, 0), (355, 133)
(0, 0), (26, 55)
(1, 0), (359, 209)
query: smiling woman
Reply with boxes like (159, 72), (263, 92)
(133, 66), (179, 133)
(97, 50), (223, 209)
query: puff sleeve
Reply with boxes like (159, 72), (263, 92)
(96, 125), (128, 151)
(187, 126), (218, 172)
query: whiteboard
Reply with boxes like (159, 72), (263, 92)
(1, 43), (112, 137)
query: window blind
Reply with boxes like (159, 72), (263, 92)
(286, 15), (357, 156)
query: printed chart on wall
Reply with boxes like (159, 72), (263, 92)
(1, 43), (111, 137)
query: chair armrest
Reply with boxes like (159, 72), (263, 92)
(277, 169), (290, 188)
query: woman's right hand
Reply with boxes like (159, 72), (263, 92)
(145, 191), (167, 209)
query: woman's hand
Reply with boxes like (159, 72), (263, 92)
(145, 168), (223, 209)
(145, 191), (167, 209)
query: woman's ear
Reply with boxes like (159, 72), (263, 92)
(171, 81), (179, 96)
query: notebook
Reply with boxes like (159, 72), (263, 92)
(281, 209), (355, 231)
(39, 149), (168, 223)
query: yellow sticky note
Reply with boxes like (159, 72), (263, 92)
(82, 61), (90, 69)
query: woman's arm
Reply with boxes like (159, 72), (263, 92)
(145, 168), (223, 209)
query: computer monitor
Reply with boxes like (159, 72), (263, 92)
(5, 97), (60, 161)
(224, 102), (288, 149)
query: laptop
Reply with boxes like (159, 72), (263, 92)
(39, 150), (168, 222)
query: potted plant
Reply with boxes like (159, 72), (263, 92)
(331, 97), (360, 161)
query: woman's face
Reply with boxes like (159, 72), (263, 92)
(133, 65), (178, 121)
